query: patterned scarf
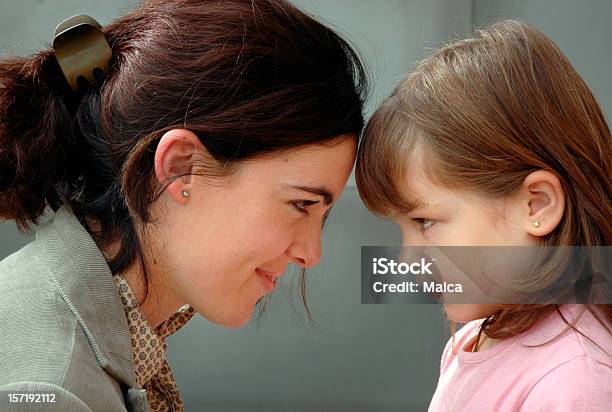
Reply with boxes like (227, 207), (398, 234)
(113, 274), (196, 411)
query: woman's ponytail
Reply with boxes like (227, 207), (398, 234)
(0, 49), (78, 230)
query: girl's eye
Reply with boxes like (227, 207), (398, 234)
(291, 200), (319, 214)
(412, 218), (435, 231)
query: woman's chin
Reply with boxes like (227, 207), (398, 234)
(222, 315), (252, 329)
(201, 306), (255, 329)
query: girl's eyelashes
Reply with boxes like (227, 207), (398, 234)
(291, 200), (320, 214)
(412, 217), (435, 231)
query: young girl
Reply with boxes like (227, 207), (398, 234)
(356, 20), (611, 410)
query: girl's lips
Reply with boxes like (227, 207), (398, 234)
(255, 268), (278, 293)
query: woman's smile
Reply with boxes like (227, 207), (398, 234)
(255, 268), (284, 293)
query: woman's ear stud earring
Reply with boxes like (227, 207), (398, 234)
(533, 220), (541, 228)
(181, 190), (190, 198)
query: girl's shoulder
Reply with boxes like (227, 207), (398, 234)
(520, 305), (611, 366)
(517, 305), (611, 410)
(438, 305), (611, 374)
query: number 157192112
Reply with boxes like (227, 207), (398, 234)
(8, 393), (57, 403)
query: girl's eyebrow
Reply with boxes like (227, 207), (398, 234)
(398, 198), (443, 214)
(391, 196), (427, 214)
(404, 198), (427, 212)
(281, 184), (334, 206)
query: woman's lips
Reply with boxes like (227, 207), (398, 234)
(255, 268), (280, 293)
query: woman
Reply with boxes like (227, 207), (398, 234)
(0, 0), (367, 410)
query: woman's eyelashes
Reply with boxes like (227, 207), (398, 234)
(411, 217), (435, 231)
(290, 200), (320, 215)
(322, 208), (332, 227)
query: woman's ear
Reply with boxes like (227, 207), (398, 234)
(517, 170), (565, 237)
(154, 128), (203, 204)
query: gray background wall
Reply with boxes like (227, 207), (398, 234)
(1, 1), (610, 411)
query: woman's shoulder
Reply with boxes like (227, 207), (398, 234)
(0, 312), (128, 411)
(0, 243), (128, 411)
(0, 241), (84, 382)
(0, 240), (60, 325)
(0, 240), (42, 285)
(0, 239), (70, 329)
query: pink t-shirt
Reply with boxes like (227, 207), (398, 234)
(428, 305), (611, 411)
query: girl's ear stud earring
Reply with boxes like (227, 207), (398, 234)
(533, 220), (541, 228)
(181, 190), (190, 198)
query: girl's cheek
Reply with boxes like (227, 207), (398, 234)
(417, 219), (440, 241)
(401, 228), (426, 246)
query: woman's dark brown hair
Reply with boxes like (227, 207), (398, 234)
(0, 0), (368, 312)
(356, 20), (610, 345)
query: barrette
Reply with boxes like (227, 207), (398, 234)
(52, 14), (112, 93)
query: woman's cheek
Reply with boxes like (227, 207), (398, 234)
(272, 220), (297, 243)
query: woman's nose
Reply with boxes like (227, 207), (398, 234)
(287, 227), (322, 269)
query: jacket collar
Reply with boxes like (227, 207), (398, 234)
(35, 203), (137, 388)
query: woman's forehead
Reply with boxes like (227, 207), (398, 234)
(238, 140), (356, 188)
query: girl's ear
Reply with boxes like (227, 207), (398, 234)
(154, 128), (203, 205)
(516, 170), (565, 237)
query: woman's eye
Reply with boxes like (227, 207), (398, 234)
(412, 218), (435, 231)
(291, 200), (319, 214)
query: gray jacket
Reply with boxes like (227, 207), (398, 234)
(0, 204), (150, 411)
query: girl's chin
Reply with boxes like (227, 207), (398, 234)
(443, 304), (498, 323)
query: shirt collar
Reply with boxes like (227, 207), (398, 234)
(35, 203), (137, 386)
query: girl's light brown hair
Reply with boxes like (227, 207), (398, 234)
(355, 20), (611, 342)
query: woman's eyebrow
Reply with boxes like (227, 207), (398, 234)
(281, 183), (334, 205)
